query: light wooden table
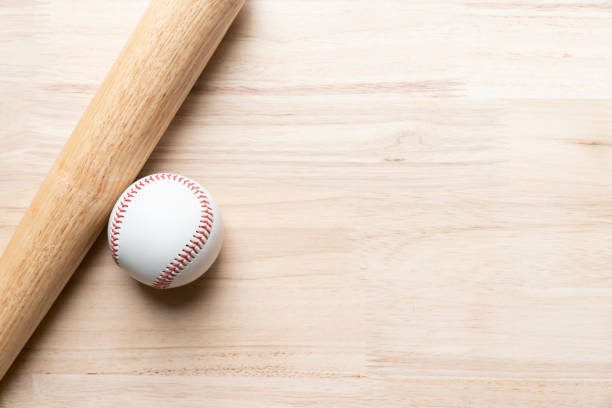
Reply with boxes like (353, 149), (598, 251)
(2, 0), (612, 406)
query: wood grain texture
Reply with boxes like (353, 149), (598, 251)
(1, 0), (612, 406)
(0, 0), (245, 381)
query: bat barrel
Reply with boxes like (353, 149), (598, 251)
(0, 0), (245, 379)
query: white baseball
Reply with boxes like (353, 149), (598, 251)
(108, 173), (223, 289)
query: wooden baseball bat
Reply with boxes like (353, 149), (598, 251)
(0, 0), (245, 380)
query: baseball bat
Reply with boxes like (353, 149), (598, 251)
(0, 0), (245, 380)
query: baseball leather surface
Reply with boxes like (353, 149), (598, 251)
(107, 173), (223, 289)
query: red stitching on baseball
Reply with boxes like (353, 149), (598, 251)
(109, 173), (215, 289)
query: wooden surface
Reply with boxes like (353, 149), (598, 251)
(1, 0), (612, 406)
(0, 0), (245, 380)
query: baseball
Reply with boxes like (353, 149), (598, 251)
(107, 173), (223, 289)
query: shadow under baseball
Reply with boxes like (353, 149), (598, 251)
(134, 247), (226, 308)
